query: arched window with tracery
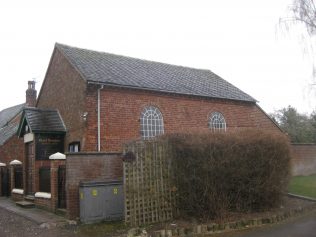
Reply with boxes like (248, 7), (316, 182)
(140, 106), (164, 139)
(208, 112), (226, 131)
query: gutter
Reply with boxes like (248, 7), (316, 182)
(97, 85), (104, 152)
(87, 81), (257, 104)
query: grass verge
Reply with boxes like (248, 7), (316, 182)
(77, 221), (127, 237)
(288, 174), (316, 199)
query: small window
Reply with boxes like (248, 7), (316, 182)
(140, 106), (164, 139)
(208, 112), (226, 131)
(69, 142), (80, 152)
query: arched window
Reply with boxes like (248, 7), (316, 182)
(208, 112), (226, 131)
(140, 106), (164, 139)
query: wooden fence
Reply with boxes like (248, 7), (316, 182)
(123, 140), (175, 226)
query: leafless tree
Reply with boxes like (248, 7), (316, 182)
(287, 0), (315, 35)
(281, 0), (316, 92)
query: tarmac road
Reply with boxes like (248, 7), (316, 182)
(211, 210), (316, 237)
(0, 197), (315, 237)
(0, 207), (82, 237)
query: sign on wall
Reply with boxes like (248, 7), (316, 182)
(35, 134), (64, 160)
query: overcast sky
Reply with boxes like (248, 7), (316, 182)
(0, 0), (315, 114)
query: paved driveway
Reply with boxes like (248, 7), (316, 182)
(212, 210), (316, 237)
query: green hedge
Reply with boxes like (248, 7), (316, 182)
(166, 130), (291, 218)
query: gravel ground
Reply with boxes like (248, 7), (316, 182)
(0, 196), (314, 237)
(0, 208), (83, 237)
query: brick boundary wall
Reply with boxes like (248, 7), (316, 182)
(11, 192), (24, 201)
(35, 197), (53, 211)
(291, 144), (316, 176)
(65, 152), (123, 219)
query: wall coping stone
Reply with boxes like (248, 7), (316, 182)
(66, 152), (122, 156)
(35, 192), (51, 199)
(10, 160), (22, 165)
(12, 189), (24, 194)
(49, 152), (66, 160)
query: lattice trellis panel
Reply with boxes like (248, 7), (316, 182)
(123, 140), (175, 226)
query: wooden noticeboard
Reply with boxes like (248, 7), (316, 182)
(35, 134), (64, 160)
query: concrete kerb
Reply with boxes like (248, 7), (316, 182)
(287, 193), (316, 202)
(0, 197), (68, 228)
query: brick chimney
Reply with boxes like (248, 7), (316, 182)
(25, 80), (37, 107)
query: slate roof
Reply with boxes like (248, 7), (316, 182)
(0, 103), (24, 129)
(56, 43), (256, 103)
(0, 123), (19, 145)
(18, 108), (66, 135)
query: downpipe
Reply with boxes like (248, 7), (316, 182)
(97, 85), (104, 152)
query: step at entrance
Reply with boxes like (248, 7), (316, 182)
(24, 195), (35, 202)
(15, 201), (35, 208)
(55, 208), (66, 216)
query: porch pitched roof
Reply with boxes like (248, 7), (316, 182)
(17, 108), (66, 137)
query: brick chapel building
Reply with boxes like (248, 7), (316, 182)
(8, 43), (283, 217)
(34, 43), (281, 153)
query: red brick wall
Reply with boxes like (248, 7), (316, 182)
(35, 197), (53, 211)
(11, 192), (24, 201)
(0, 135), (24, 165)
(65, 152), (122, 219)
(37, 48), (87, 152)
(84, 86), (282, 152)
(291, 144), (316, 176)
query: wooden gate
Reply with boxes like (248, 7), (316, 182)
(58, 165), (66, 208)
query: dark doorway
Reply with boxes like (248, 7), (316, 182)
(14, 166), (23, 189)
(58, 165), (66, 208)
(1, 167), (10, 196)
(39, 167), (50, 192)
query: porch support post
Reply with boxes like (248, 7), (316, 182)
(50, 161), (59, 211)
(9, 165), (14, 194)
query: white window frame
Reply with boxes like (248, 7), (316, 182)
(140, 106), (164, 139)
(208, 112), (226, 131)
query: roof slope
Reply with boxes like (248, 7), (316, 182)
(0, 123), (19, 145)
(56, 43), (256, 103)
(0, 103), (24, 128)
(19, 108), (66, 134)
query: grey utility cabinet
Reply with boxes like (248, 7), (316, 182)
(79, 180), (124, 224)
